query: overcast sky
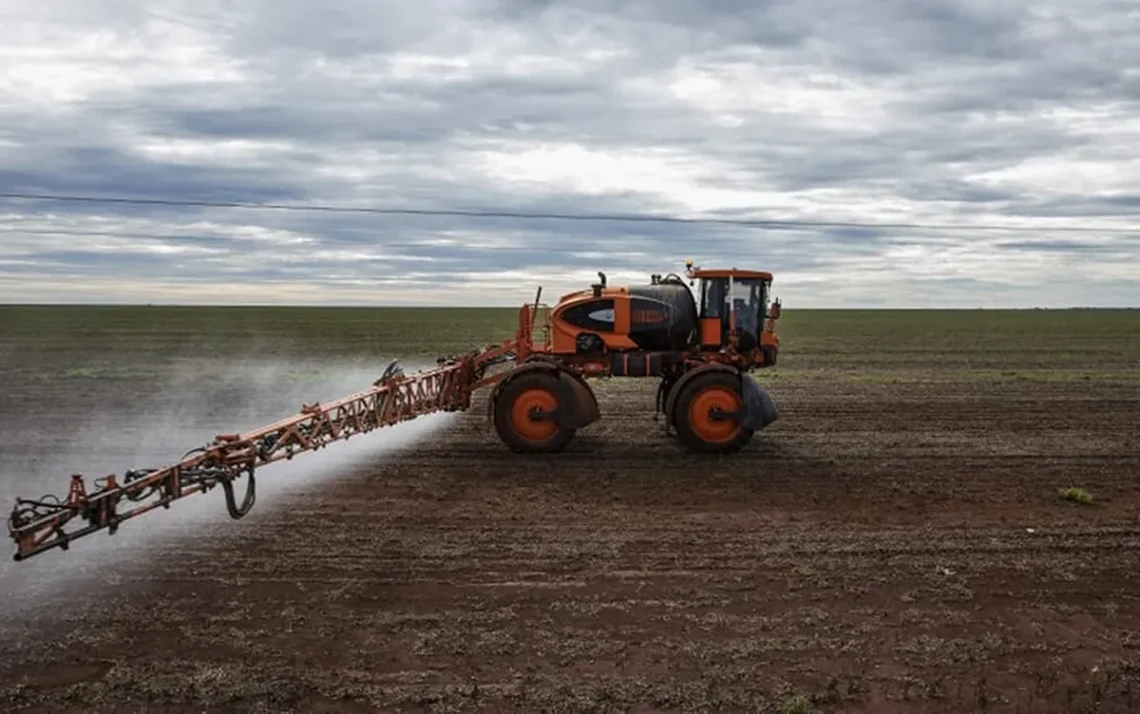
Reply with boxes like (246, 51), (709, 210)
(1, 0), (1138, 307)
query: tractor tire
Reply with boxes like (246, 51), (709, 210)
(672, 370), (755, 455)
(493, 370), (576, 453)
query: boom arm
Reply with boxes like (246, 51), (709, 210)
(7, 343), (515, 562)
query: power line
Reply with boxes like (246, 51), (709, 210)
(0, 227), (555, 253)
(0, 227), (242, 242)
(0, 226), (1126, 257)
(1, 191), (1138, 235)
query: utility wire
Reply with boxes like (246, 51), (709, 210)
(0, 227), (556, 254)
(0, 227), (240, 242)
(3, 226), (1123, 254)
(2, 191), (1138, 235)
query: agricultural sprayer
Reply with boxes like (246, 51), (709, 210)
(7, 261), (782, 561)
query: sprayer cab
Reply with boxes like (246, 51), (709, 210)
(685, 260), (781, 368)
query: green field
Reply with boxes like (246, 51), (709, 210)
(1, 305), (1137, 384)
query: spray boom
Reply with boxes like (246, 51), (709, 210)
(6, 345), (514, 561)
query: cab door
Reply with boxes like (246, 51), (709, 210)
(698, 277), (728, 348)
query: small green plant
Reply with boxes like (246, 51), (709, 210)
(63, 367), (103, 379)
(779, 693), (812, 714)
(1058, 486), (1092, 505)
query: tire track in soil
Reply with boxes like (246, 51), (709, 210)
(2, 376), (1140, 712)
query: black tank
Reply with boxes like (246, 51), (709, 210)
(627, 281), (698, 351)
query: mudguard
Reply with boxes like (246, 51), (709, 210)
(740, 374), (779, 430)
(487, 361), (600, 430)
(558, 370), (601, 428)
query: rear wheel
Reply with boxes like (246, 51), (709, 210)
(672, 371), (754, 454)
(493, 370), (576, 453)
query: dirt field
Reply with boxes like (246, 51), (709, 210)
(1, 306), (1139, 713)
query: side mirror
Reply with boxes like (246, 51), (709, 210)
(769, 299), (782, 320)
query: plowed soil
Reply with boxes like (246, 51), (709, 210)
(1, 307), (1139, 713)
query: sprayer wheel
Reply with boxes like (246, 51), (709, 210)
(494, 370), (575, 453)
(672, 371), (754, 455)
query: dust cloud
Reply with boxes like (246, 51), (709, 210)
(0, 357), (455, 625)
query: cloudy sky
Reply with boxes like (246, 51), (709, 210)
(1, 0), (1138, 308)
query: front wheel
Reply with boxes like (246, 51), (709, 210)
(672, 371), (755, 454)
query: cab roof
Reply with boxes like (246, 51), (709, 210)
(690, 269), (773, 280)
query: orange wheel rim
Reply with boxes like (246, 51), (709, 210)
(510, 388), (558, 441)
(688, 386), (741, 442)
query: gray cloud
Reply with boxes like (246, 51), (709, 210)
(0, 0), (1137, 307)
